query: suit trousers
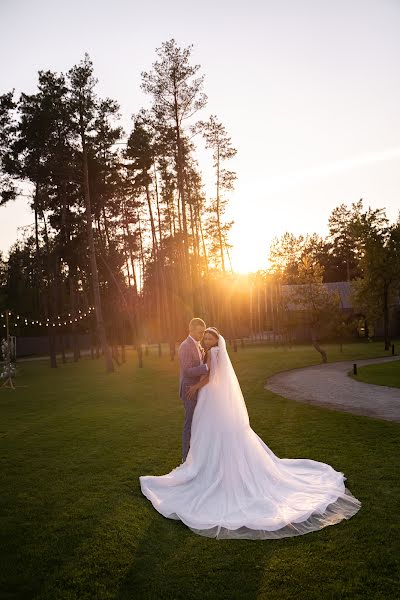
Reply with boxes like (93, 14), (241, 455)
(182, 394), (198, 461)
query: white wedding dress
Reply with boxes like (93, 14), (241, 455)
(139, 336), (361, 539)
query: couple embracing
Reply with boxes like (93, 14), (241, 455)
(140, 318), (361, 540)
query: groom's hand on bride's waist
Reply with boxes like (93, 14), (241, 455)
(187, 385), (198, 400)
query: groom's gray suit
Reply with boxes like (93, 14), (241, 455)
(178, 336), (208, 461)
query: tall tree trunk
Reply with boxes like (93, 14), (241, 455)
(172, 81), (192, 316)
(311, 328), (328, 363)
(216, 147), (226, 273)
(145, 182), (162, 344)
(69, 268), (80, 362)
(173, 96), (187, 249)
(122, 203), (138, 295)
(225, 242), (234, 274)
(153, 161), (163, 246)
(137, 213), (146, 293)
(165, 192), (175, 237)
(197, 206), (216, 324)
(41, 210), (57, 369)
(33, 182), (41, 316)
(145, 184), (158, 255)
(102, 206), (111, 248)
(80, 121), (114, 373)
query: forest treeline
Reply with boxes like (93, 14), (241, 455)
(0, 39), (399, 370)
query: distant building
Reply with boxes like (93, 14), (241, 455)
(280, 281), (400, 341)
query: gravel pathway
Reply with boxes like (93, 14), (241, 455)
(265, 355), (400, 422)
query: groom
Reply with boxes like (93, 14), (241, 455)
(178, 318), (209, 462)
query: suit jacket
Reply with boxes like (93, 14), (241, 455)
(178, 336), (208, 400)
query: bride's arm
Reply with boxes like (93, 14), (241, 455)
(187, 352), (211, 399)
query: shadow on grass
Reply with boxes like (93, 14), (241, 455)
(117, 487), (339, 600)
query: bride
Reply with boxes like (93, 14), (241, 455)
(139, 327), (361, 539)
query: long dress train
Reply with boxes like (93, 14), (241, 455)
(139, 336), (361, 539)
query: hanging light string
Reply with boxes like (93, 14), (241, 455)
(0, 307), (96, 329)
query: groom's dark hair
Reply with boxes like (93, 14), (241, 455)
(189, 317), (206, 330)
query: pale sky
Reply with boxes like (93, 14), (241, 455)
(0, 0), (399, 272)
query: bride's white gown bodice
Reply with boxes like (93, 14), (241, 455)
(140, 337), (361, 539)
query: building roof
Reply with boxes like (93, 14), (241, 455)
(281, 281), (353, 310)
(281, 280), (400, 311)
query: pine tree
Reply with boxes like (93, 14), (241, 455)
(141, 39), (207, 317)
(68, 54), (115, 373)
(197, 115), (236, 273)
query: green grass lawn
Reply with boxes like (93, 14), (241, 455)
(1, 341), (399, 600)
(350, 360), (400, 388)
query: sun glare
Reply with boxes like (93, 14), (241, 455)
(230, 236), (272, 274)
